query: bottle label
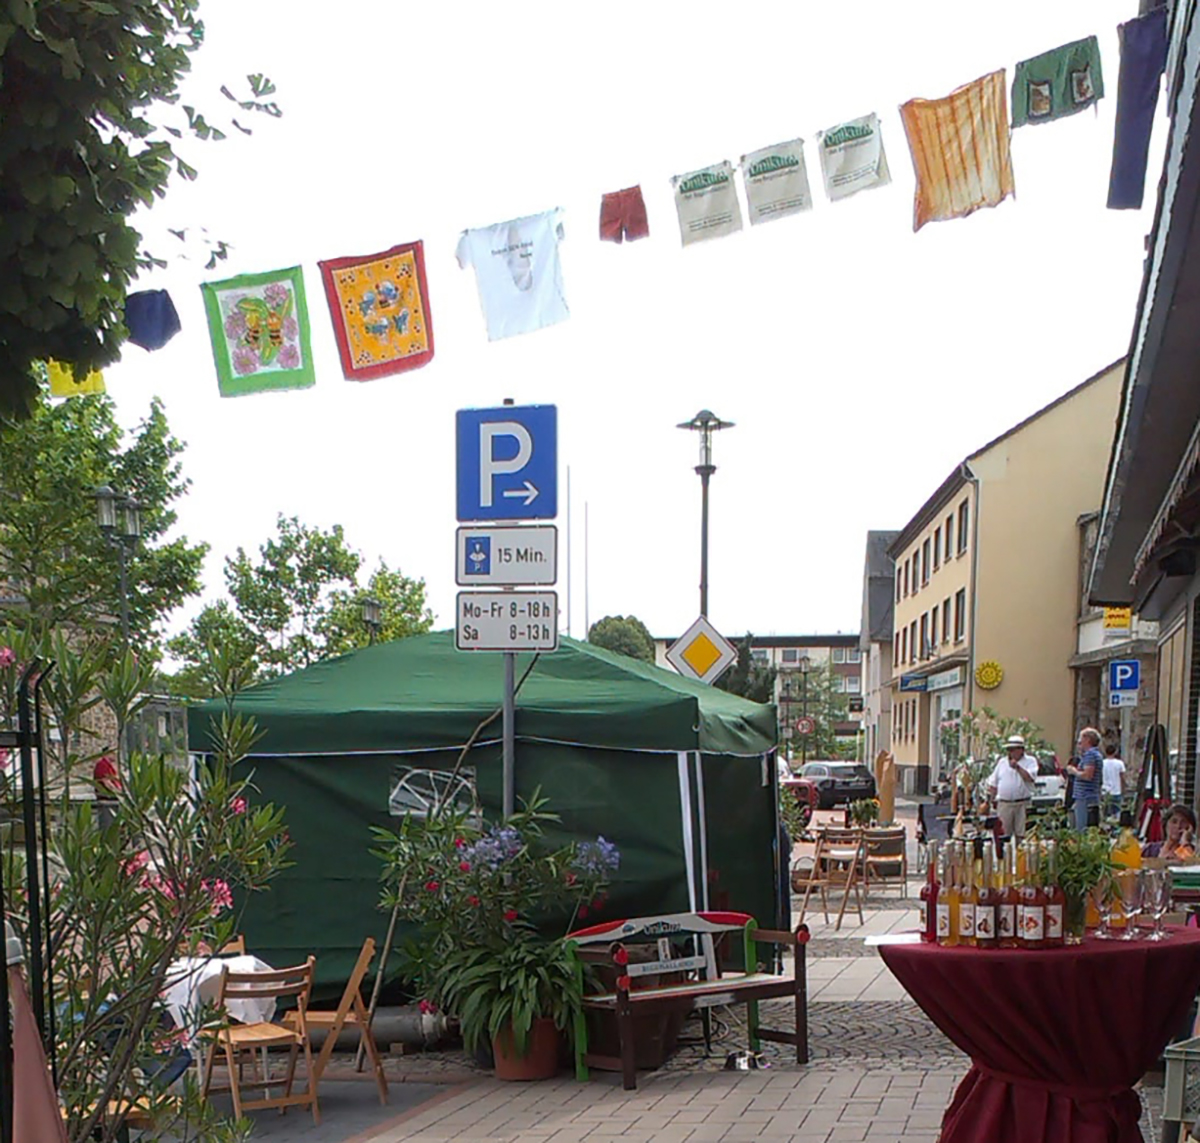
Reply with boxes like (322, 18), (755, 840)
(936, 903), (951, 937)
(975, 904), (995, 940)
(959, 905), (976, 938)
(1046, 904), (1063, 940)
(998, 905), (1016, 939)
(1020, 904), (1045, 942)
(919, 899), (928, 930)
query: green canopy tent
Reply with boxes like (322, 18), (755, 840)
(187, 632), (780, 993)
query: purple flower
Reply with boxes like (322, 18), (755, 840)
(573, 837), (621, 877)
(232, 345), (259, 375)
(462, 826), (524, 871)
(278, 343), (300, 369)
(263, 282), (289, 309)
(224, 310), (247, 338)
(283, 316), (298, 340)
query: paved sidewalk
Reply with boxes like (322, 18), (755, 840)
(364, 1063), (959, 1142)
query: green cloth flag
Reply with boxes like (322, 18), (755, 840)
(201, 266), (315, 397)
(1012, 35), (1104, 127)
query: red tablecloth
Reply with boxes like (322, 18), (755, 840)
(880, 928), (1200, 1143)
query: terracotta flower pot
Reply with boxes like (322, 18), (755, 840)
(492, 1016), (560, 1081)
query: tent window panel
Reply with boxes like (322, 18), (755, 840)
(389, 766), (479, 821)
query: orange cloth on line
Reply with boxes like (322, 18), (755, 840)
(10, 965), (69, 1143)
(899, 70), (1015, 232)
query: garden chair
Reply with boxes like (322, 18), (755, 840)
(200, 957), (320, 1124)
(284, 936), (388, 1105)
(797, 830), (865, 931)
(864, 826), (908, 896)
(219, 934), (246, 955)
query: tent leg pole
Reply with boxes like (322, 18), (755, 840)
(503, 652), (515, 819)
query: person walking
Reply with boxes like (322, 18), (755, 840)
(1066, 728), (1104, 829)
(986, 734), (1037, 841)
(1102, 743), (1126, 821)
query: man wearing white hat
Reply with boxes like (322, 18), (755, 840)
(986, 734), (1037, 840)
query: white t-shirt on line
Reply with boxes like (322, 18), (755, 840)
(456, 208), (569, 341)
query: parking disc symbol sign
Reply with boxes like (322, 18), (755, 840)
(464, 536), (491, 576)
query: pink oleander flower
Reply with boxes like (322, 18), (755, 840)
(203, 878), (233, 915)
(467, 895), (480, 907)
(458, 861), (470, 872)
(418, 999), (438, 1015)
(124, 850), (150, 877)
(503, 909), (518, 923)
(425, 880), (440, 892)
(454, 838), (466, 849)
(0, 647), (15, 668)
(229, 797), (247, 815)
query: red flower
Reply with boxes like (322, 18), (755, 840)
(229, 796), (248, 815)
(565, 872), (577, 886)
(459, 861), (471, 872)
(454, 837), (466, 849)
(425, 880), (440, 892)
(616, 975), (632, 992)
(503, 909), (518, 922)
(418, 999), (438, 1015)
(467, 895), (481, 907)
(591, 899), (604, 911)
(577, 905), (588, 919)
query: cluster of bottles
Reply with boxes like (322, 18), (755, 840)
(918, 816), (1145, 949)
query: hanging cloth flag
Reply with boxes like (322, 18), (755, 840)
(201, 266), (315, 397)
(1011, 35), (1104, 127)
(599, 185), (650, 243)
(900, 70), (1016, 232)
(319, 242), (435, 380)
(740, 139), (813, 225)
(124, 289), (181, 351)
(456, 209), (569, 341)
(816, 114), (892, 202)
(670, 161), (743, 245)
(1108, 8), (1169, 210)
(46, 359), (105, 397)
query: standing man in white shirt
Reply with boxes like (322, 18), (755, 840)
(1102, 744), (1126, 820)
(986, 734), (1038, 840)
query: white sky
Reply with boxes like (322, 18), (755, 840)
(102, 0), (1164, 646)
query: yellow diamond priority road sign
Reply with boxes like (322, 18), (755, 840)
(666, 616), (737, 685)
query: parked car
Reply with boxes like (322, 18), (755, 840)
(1029, 755), (1066, 809)
(798, 762), (877, 809)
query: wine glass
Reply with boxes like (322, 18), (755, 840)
(1145, 868), (1172, 941)
(1094, 872), (1117, 939)
(1117, 869), (1144, 940)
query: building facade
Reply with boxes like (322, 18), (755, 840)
(889, 360), (1126, 793)
(859, 531), (899, 762)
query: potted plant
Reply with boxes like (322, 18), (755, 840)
(374, 790), (620, 1080)
(1032, 819), (1115, 943)
(849, 798), (881, 828)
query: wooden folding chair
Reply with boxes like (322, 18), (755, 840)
(284, 937), (388, 1105)
(800, 829), (864, 931)
(201, 957), (320, 1124)
(219, 934), (246, 955)
(864, 827), (908, 896)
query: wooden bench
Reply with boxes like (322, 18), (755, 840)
(567, 910), (808, 1090)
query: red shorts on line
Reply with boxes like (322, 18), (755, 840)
(599, 186), (649, 243)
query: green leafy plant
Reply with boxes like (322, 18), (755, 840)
(1032, 820), (1116, 899)
(849, 798), (880, 827)
(438, 936), (585, 1056)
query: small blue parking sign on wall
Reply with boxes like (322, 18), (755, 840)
(1108, 660), (1140, 692)
(456, 405), (557, 521)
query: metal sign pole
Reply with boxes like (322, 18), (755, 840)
(503, 651), (516, 818)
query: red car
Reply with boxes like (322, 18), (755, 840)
(781, 776), (818, 831)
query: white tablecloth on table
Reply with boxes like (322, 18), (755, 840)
(162, 954), (276, 1035)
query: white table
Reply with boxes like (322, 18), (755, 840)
(162, 954), (276, 1037)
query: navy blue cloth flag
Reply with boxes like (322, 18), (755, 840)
(1108, 6), (1169, 210)
(124, 289), (181, 351)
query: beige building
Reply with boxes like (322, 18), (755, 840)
(888, 360), (1125, 792)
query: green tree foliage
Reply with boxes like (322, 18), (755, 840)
(714, 635), (776, 704)
(782, 662), (852, 760)
(168, 517), (435, 689)
(0, 1), (281, 420)
(586, 615), (655, 663)
(0, 386), (206, 651)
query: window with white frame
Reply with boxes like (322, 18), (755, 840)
(847, 676), (861, 693)
(832, 648), (846, 663)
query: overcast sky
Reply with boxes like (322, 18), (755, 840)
(102, 0), (1163, 646)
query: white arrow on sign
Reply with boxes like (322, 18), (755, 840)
(502, 480), (539, 506)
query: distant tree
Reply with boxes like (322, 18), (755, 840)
(587, 615), (655, 663)
(320, 560), (435, 657)
(785, 662), (851, 760)
(161, 599), (259, 699)
(714, 635), (776, 704)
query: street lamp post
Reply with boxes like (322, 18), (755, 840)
(799, 654), (812, 766)
(361, 597), (383, 645)
(94, 485), (141, 645)
(677, 410), (734, 618)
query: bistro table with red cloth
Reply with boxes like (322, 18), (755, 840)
(879, 928), (1200, 1143)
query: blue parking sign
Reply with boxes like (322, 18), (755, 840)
(1108, 659), (1140, 692)
(456, 405), (557, 521)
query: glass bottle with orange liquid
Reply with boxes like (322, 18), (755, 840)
(1018, 842), (1046, 948)
(975, 845), (998, 948)
(937, 843), (960, 947)
(997, 839), (1019, 948)
(959, 841), (978, 947)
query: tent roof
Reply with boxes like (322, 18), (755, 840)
(188, 631), (777, 756)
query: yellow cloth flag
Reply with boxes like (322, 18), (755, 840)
(900, 70), (1015, 232)
(46, 359), (106, 397)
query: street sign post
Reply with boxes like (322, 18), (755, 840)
(1108, 660), (1141, 693)
(456, 405), (557, 521)
(796, 715), (816, 736)
(1109, 692), (1138, 709)
(456, 591), (559, 652)
(456, 525), (557, 586)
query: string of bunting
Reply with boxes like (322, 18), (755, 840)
(44, 16), (1171, 400)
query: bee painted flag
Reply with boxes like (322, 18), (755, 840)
(1011, 35), (1104, 127)
(201, 266), (315, 397)
(817, 114), (892, 202)
(671, 161), (743, 246)
(900, 71), (1015, 232)
(319, 242), (434, 380)
(740, 139), (813, 225)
